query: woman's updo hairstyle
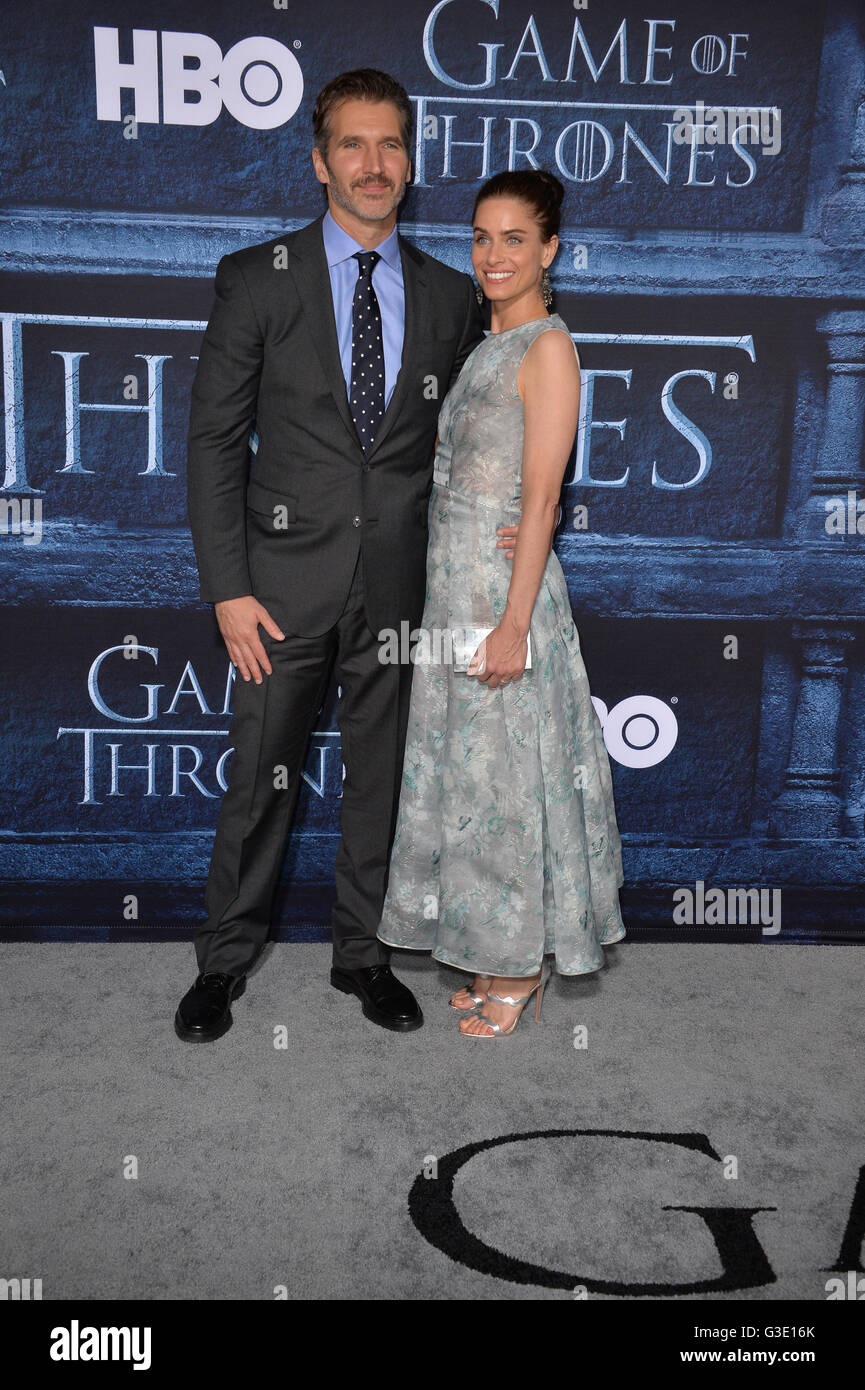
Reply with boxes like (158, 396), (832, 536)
(471, 168), (564, 242)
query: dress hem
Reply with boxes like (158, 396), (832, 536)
(376, 930), (626, 977)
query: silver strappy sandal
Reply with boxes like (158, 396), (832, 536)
(449, 975), (493, 1013)
(459, 964), (551, 1038)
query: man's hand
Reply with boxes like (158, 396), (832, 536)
(214, 596), (285, 684)
(495, 504), (562, 560)
(495, 523), (519, 560)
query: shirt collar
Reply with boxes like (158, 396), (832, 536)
(322, 208), (401, 271)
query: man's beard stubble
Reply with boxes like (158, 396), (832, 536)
(323, 161), (407, 224)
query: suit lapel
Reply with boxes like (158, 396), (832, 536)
(288, 215), (359, 447)
(288, 215), (429, 458)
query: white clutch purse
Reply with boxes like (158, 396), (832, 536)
(451, 626), (532, 674)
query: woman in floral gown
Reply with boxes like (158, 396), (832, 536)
(377, 170), (625, 1037)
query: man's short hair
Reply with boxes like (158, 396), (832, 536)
(312, 69), (413, 161)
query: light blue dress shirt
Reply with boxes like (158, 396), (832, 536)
(322, 208), (405, 409)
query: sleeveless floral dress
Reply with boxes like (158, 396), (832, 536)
(377, 314), (625, 977)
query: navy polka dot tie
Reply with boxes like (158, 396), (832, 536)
(350, 250), (385, 454)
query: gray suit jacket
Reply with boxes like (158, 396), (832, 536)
(186, 213), (485, 636)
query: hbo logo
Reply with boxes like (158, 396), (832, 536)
(592, 695), (678, 769)
(94, 28), (303, 130)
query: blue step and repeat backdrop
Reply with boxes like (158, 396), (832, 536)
(1, 0), (863, 943)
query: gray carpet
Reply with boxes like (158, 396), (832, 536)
(1, 942), (861, 1300)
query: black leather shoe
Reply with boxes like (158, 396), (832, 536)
(330, 963), (423, 1031)
(174, 972), (247, 1043)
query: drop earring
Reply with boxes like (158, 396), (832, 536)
(474, 279), (484, 306)
(541, 267), (553, 309)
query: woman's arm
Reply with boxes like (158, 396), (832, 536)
(469, 329), (580, 689)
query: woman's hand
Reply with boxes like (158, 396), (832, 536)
(467, 620), (528, 689)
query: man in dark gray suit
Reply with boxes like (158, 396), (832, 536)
(175, 69), (506, 1041)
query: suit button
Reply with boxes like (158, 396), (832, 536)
(352, 515), (362, 527)
(362, 465), (371, 473)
